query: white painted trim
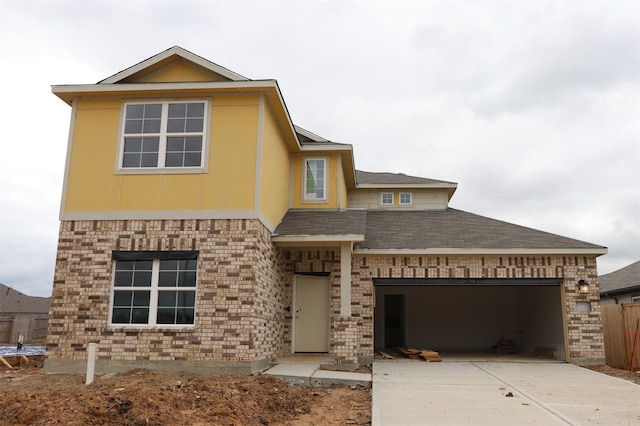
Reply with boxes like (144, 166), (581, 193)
(255, 95), (265, 213)
(99, 47), (248, 84)
(302, 157), (328, 202)
(354, 248), (608, 255)
(272, 235), (365, 244)
(58, 99), (78, 220)
(52, 80), (280, 100)
(340, 243), (352, 317)
(380, 192), (394, 206)
(299, 144), (353, 151)
(115, 100), (210, 172)
(60, 209), (259, 221)
(294, 126), (329, 142)
(399, 192), (413, 205)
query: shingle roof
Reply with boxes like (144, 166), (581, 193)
(356, 170), (456, 186)
(358, 209), (605, 250)
(273, 210), (366, 236)
(273, 208), (606, 252)
(0, 283), (51, 314)
(599, 261), (640, 293)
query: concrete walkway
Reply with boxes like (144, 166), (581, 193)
(372, 360), (640, 425)
(264, 363), (372, 388)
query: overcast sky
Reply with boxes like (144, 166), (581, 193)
(1, 1), (638, 297)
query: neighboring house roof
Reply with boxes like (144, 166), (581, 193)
(273, 208), (607, 255)
(356, 170), (456, 186)
(599, 261), (640, 295)
(0, 283), (51, 314)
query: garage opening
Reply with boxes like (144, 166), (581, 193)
(374, 278), (566, 360)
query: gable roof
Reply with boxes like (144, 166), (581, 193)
(356, 170), (456, 186)
(273, 208), (607, 255)
(0, 283), (51, 314)
(599, 261), (640, 294)
(99, 46), (249, 84)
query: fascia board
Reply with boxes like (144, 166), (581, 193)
(300, 144), (353, 151)
(272, 234), (365, 244)
(52, 80), (280, 102)
(354, 248), (609, 256)
(295, 126), (329, 142)
(99, 47), (248, 84)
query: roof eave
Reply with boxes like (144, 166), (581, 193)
(354, 248), (608, 255)
(273, 234), (365, 247)
(600, 285), (640, 297)
(99, 46), (249, 84)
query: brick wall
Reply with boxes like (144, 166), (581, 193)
(283, 251), (604, 365)
(46, 219), (288, 373)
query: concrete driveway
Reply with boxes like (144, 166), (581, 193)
(372, 359), (640, 425)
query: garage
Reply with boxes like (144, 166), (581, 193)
(373, 278), (566, 360)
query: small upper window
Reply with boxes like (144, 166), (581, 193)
(399, 192), (412, 205)
(381, 192), (394, 205)
(304, 158), (327, 201)
(120, 101), (207, 170)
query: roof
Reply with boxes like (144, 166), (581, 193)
(0, 284), (51, 314)
(99, 46), (249, 84)
(272, 210), (366, 245)
(273, 208), (607, 255)
(599, 261), (640, 294)
(356, 171), (456, 186)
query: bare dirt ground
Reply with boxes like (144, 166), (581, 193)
(0, 356), (371, 426)
(583, 364), (640, 385)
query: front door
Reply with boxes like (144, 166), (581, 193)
(294, 275), (330, 352)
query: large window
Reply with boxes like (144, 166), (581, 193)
(304, 158), (327, 201)
(120, 101), (207, 170)
(110, 252), (197, 326)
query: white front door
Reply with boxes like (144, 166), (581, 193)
(294, 275), (330, 352)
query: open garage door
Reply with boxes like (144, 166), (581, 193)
(374, 278), (566, 360)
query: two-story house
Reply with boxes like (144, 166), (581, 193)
(46, 47), (607, 374)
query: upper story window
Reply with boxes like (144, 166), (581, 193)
(304, 158), (326, 201)
(380, 192), (394, 205)
(110, 252), (198, 327)
(119, 101), (207, 170)
(399, 192), (412, 205)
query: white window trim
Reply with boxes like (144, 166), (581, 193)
(632, 295), (640, 303)
(380, 192), (394, 206)
(399, 192), (413, 205)
(303, 157), (328, 202)
(115, 100), (211, 174)
(108, 259), (197, 329)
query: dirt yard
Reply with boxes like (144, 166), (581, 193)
(0, 357), (371, 426)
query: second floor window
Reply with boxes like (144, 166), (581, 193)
(120, 101), (207, 169)
(304, 158), (326, 201)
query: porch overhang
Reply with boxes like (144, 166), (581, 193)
(272, 234), (365, 247)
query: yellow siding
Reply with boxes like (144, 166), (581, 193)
(201, 96), (258, 210)
(137, 60), (226, 83)
(260, 103), (291, 225)
(291, 154), (340, 209)
(65, 99), (121, 211)
(63, 95), (260, 214)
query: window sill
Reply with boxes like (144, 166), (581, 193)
(115, 167), (206, 175)
(107, 325), (196, 332)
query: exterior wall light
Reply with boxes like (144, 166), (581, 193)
(578, 279), (589, 294)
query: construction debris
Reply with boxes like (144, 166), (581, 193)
(375, 347), (442, 362)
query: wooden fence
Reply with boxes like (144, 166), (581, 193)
(601, 303), (640, 370)
(0, 314), (49, 344)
